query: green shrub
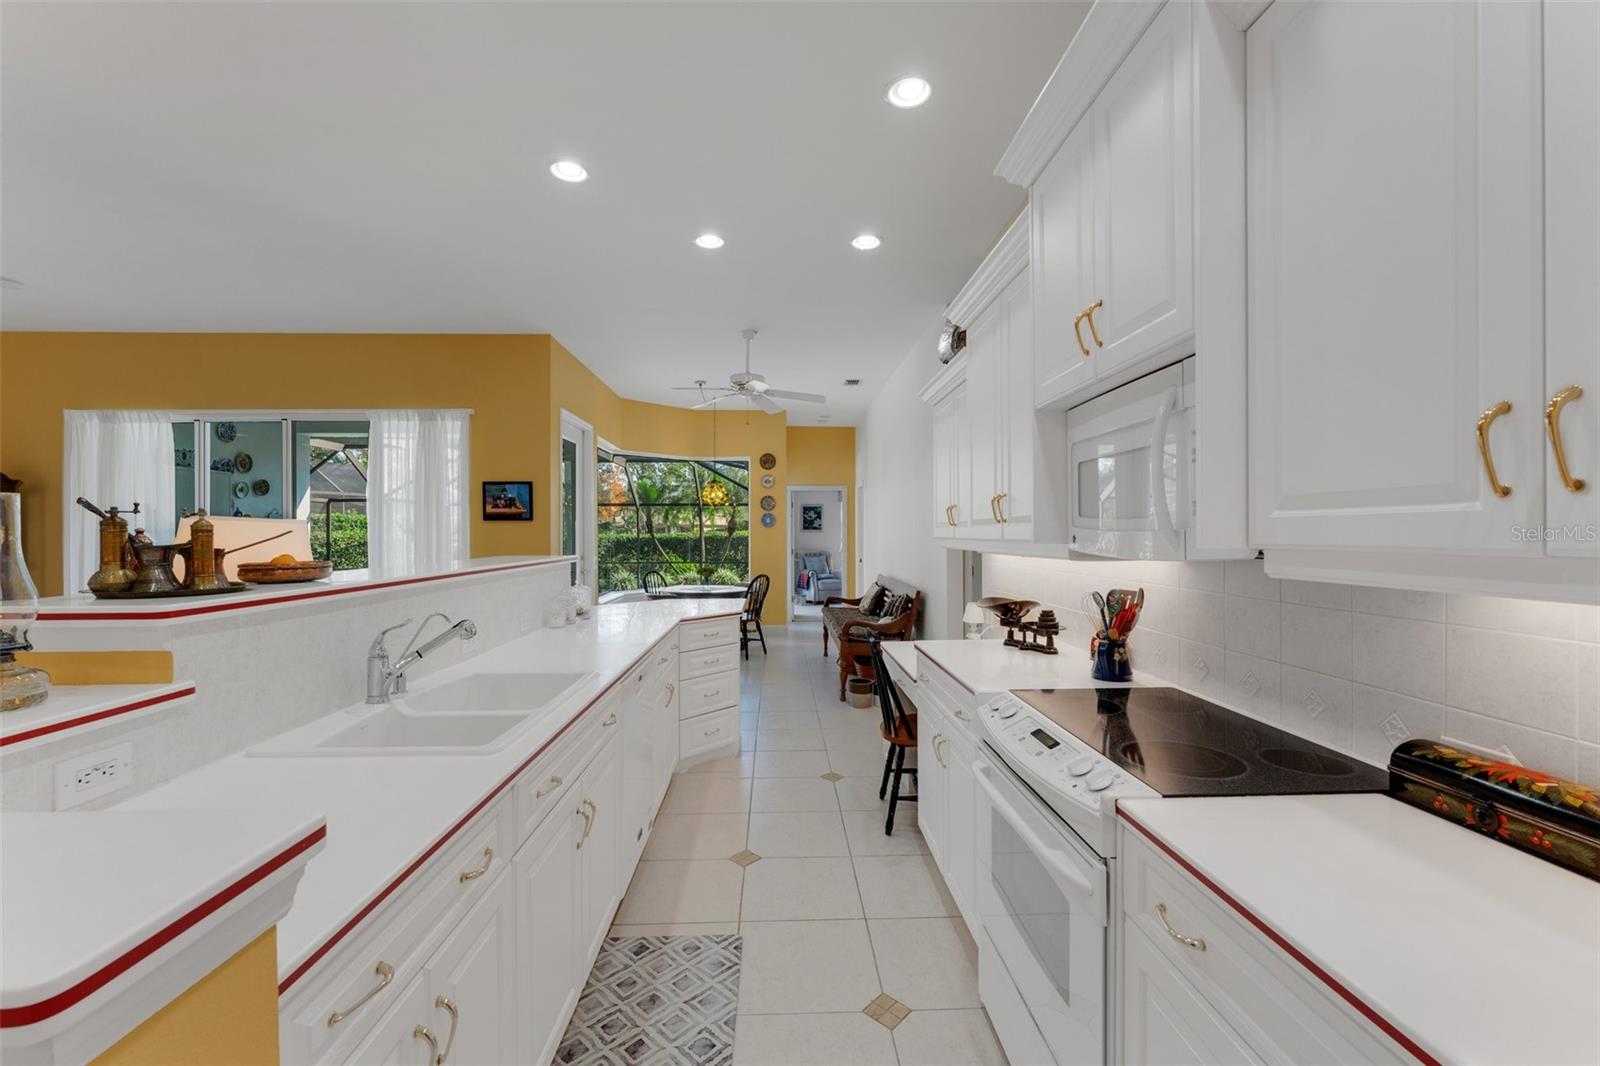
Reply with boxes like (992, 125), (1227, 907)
(309, 511), (368, 570)
(597, 529), (748, 593)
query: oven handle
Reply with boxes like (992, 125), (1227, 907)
(973, 759), (1096, 900)
(1150, 385), (1181, 555)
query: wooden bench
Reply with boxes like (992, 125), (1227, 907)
(822, 576), (922, 701)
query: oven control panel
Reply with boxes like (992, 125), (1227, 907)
(978, 694), (1157, 829)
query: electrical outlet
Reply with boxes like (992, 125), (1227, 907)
(54, 743), (133, 810)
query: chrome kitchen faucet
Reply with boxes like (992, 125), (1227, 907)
(366, 613), (478, 704)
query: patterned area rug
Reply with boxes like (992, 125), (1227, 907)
(553, 934), (742, 1066)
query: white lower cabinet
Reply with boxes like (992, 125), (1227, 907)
(514, 787), (582, 1066)
(290, 620), (713, 1066)
(909, 658), (979, 928)
(1122, 923), (1260, 1066)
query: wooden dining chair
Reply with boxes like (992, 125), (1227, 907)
(866, 635), (917, 834)
(643, 570), (668, 596)
(741, 574), (770, 659)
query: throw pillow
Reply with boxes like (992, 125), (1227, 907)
(862, 583), (887, 614)
(880, 592), (910, 619)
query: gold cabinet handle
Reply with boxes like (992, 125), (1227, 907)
(1546, 385), (1588, 493)
(945, 504), (957, 527)
(663, 682), (676, 706)
(1071, 308), (1092, 357)
(576, 799), (596, 848)
(327, 961), (394, 1025)
(457, 846), (493, 883)
(414, 1025), (439, 1062)
(433, 996), (458, 1065)
(1156, 902), (1206, 951)
(1084, 298), (1104, 348)
(534, 774), (563, 798)
(988, 494), (1000, 522)
(996, 492), (1008, 523)
(1476, 401), (1514, 498)
(603, 711), (618, 728)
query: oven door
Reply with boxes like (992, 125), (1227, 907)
(1066, 359), (1191, 561)
(973, 752), (1107, 1066)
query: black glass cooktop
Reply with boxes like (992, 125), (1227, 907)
(1012, 687), (1389, 798)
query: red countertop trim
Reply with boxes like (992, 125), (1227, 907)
(0, 824), (326, 1029)
(278, 609), (741, 993)
(0, 686), (196, 749)
(1118, 808), (1439, 1066)
(37, 560), (565, 622)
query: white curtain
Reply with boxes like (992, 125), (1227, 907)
(367, 409), (470, 577)
(63, 411), (176, 594)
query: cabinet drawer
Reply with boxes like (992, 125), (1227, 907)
(282, 798), (513, 1063)
(679, 707), (738, 761)
(1120, 825), (1407, 1064)
(680, 644), (740, 680)
(514, 694), (613, 843)
(679, 616), (740, 651)
(678, 669), (739, 719)
(913, 655), (981, 740)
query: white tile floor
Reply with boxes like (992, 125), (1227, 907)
(610, 619), (1009, 1066)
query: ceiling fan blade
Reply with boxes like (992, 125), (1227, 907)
(750, 392), (783, 415)
(673, 384), (734, 392)
(690, 395), (724, 410)
(763, 389), (827, 404)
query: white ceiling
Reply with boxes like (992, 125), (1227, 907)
(0, 2), (1088, 424)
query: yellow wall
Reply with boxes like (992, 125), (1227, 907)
(0, 332), (556, 595)
(0, 332), (854, 621)
(786, 426), (858, 599)
(91, 929), (279, 1066)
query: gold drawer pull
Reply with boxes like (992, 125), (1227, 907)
(327, 961), (394, 1025)
(434, 996), (459, 1064)
(1476, 400), (1514, 498)
(663, 683), (676, 705)
(704, 726), (722, 737)
(603, 711), (618, 728)
(576, 799), (596, 848)
(535, 774), (563, 798)
(996, 492), (1007, 523)
(1156, 902), (1206, 951)
(458, 847), (493, 883)
(1546, 385), (1588, 493)
(1072, 308), (1092, 357)
(414, 1025), (439, 1061)
(1084, 298), (1104, 348)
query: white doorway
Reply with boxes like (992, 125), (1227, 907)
(560, 411), (596, 592)
(787, 484), (847, 624)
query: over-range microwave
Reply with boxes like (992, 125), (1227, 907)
(1066, 358), (1195, 561)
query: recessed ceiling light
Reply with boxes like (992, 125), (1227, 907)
(695, 233), (725, 250)
(549, 160), (588, 183)
(851, 234), (882, 251)
(885, 76), (932, 109)
(844, 379), (861, 386)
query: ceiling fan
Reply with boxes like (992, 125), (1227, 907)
(672, 329), (826, 414)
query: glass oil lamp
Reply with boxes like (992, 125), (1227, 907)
(1, 492), (50, 710)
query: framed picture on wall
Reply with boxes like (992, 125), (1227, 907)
(801, 505), (823, 531)
(482, 481), (532, 520)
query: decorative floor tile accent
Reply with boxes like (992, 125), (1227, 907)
(555, 934), (741, 1066)
(861, 992), (911, 1030)
(729, 849), (762, 867)
(820, 771), (845, 782)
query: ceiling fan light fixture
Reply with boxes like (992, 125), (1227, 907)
(695, 233), (725, 250)
(885, 76), (932, 109)
(549, 159), (588, 183)
(851, 233), (882, 251)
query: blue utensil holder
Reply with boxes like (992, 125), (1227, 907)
(1091, 638), (1132, 683)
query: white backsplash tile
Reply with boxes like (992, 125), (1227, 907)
(983, 553), (1597, 785)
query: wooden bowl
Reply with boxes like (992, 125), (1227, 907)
(234, 560), (334, 584)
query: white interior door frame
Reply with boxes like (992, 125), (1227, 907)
(786, 483), (848, 625)
(560, 410), (597, 591)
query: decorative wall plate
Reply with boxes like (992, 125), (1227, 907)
(760, 513), (776, 528)
(759, 452), (777, 470)
(761, 474), (775, 488)
(232, 481), (249, 499)
(214, 422), (237, 443)
(251, 478), (271, 496)
(233, 452), (254, 473)
(760, 495), (776, 512)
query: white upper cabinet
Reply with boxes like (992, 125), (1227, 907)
(1033, 119), (1097, 406)
(1089, 0), (1193, 378)
(1248, 0), (1545, 554)
(1545, 0), (1599, 559)
(1033, 0), (1194, 409)
(931, 384), (963, 539)
(965, 302), (1006, 541)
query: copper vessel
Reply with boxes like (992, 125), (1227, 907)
(76, 497), (138, 594)
(181, 510), (227, 590)
(126, 534), (183, 595)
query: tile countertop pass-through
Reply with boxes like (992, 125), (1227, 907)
(1120, 794), (1600, 1066)
(111, 597), (740, 988)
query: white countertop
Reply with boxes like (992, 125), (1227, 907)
(33, 555), (569, 621)
(909, 638), (1140, 694)
(1119, 794), (1600, 1066)
(0, 681), (195, 752)
(0, 809), (324, 1028)
(115, 598), (738, 984)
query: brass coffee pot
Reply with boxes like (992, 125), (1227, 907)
(76, 497), (139, 594)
